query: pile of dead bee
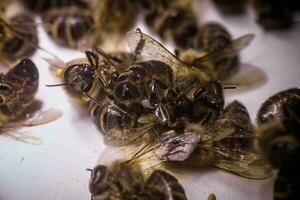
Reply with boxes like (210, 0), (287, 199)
(0, 0), (299, 199)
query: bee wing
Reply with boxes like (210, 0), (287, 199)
(211, 152), (273, 179)
(198, 34), (255, 63)
(2, 108), (62, 128)
(126, 29), (193, 76)
(222, 63), (267, 93)
(21, 108), (62, 127)
(2, 130), (43, 145)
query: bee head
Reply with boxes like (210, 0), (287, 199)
(0, 83), (15, 105)
(88, 165), (108, 195)
(64, 63), (96, 95)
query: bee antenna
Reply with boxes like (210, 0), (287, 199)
(46, 83), (68, 87)
(223, 86), (237, 89)
(83, 92), (101, 106)
(86, 168), (93, 172)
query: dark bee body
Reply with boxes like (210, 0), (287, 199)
(88, 31), (224, 145)
(42, 7), (94, 48)
(89, 163), (187, 200)
(89, 60), (176, 144)
(257, 88), (300, 124)
(48, 51), (134, 104)
(21, 0), (90, 13)
(141, 0), (199, 49)
(95, 0), (139, 33)
(257, 88), (300, 199)
(0, 8), (38, 64)
(0, 59), (39, 119)
(179, 23), (240, 81)
(251, 0), (294, 29)
(0, 58), (61, 144)
(212, 0), (247, 15)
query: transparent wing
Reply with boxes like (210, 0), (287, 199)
(198, 34), (255, 63)
(1, 108), (62, 128)
(211, 151), (273, 179)
(223, 63), (267, 94)
(2, 130), (43, 145)
(126, 29), (193, 77)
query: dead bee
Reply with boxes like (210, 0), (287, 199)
(42, 7), (94, 48)
(88, 161), (187, 200)
(46, 50), (133, 105)
(141, 0), (200, 49)
(178, 22), (252, 81)
(0, 4), (38, 66)
(20, 0), (90, 13)
(257, 88), (300, 125)
(211, 0), (247, 15)
(251, 0), (294, 29)
(257, 88), (300, 199)
(87, 29), (231, 145)
(0, 59), (62, 144)
(94, 101), (272, 182)
(126, 100), (273, 180)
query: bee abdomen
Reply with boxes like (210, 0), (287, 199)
(146, 170), (187, 200)
(6, 59), (38, 104)
(199, 23), (232, 52)
(2, 13), (38, 61)
(0, 59), (39, 116)
(90, 101), (140, 145)
(257, 88), (300, 124)
(135, 60), (173, 84)
(43, 8), (94, 48)
(21, 0), (90, 13)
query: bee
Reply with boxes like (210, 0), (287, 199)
(46, 50), (134, 105)
(257, 88), (300, 199)
(93, 101), (272, 187)
(41, 1), (139, 50)
(20, 0), (90, 13)
(41, 7), (95, 48)
(141, 0), (200, 49)
(251, 0), (294, 29)
(0, 3), (38, 66)
(87, 29), (232, 145)
(88, 161), (187, 200)
(177, 22), (252, 81)
(160, 101), (272, 179)
(257, 88), (300, 125)
(0, 58), (62, 144)
(211, 0), (247, 15)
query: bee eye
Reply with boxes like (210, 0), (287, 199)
(0, 84), (13, 95)
(89, 165), (108, 195)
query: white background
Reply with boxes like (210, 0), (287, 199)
(1, 0), (300, 200)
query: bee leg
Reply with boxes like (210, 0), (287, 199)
(155, 104), (171, 125)
(93, 47), (118, 69)
(85, 50), (99, 69)
(191, 80), (224, 123)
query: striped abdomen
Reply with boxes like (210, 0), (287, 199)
(198, 23), (239, 80)
(43, 7), (94, 48)
(114, 60), (174, 103)
(21, 0), (90, 13)
(2, 13), (38, 61)
(0, 59), (39, 117)
(257, 88), (300, 124)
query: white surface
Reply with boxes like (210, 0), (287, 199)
(1, 1), (300, 200)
